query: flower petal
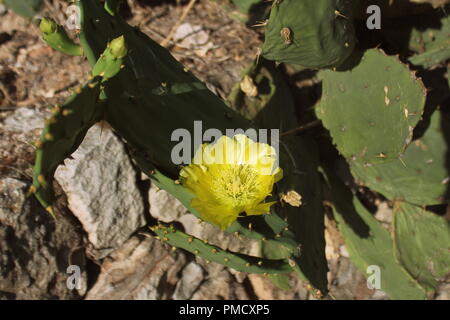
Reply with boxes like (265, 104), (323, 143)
(191, 198), (240, 230)
(274, 167), (283, 183)
(245, 201), (277, 216)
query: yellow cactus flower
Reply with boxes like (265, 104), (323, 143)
(180, 134), (283, 230)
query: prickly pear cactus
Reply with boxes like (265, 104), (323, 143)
(317, 49), (426, 165)
(262, 0), (357, 68)
(30, 0), (450, 300)
(315, 43), (450, 299)
(72, 2), (308, 279)
(34, 0), (323, 288)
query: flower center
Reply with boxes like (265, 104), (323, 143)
(212, 165), (259, 206)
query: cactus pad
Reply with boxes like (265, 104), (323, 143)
(40, 18), (83, 56)
(350, 111), (450, 206)
(394, 202), (450, 296)
(32, 35), (127, 212)
(408, 14), (450, 68)
(152, 224), (294, 274)
(262, 0), (356, 68)
(322, 169), (428, 299)
(317, 49), (426, 165)
(32, 77), (103, 211)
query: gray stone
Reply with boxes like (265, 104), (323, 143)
(0, 177), (87, 299)
(173, 261), (204, 300)
(374, 201), (393, 224)
(2, 107), (45, 132)
(247, 273), (309, 300)
(55, 125), (146, 258)
(85, 235), (186, 300)
(0, 4), (6, 16)
(370, 290), (389, 300)
(191, 268), (250, 300)
(149, 185), (188, 223)
(435, 282), (450, 300)
(339, 245), (350, 258)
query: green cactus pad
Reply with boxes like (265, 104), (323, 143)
(260, 238), (295, 260)
(152, 224), (294, 274)
(350, 111), (450, 206)
(317, 49), (426, 165)
(32, 37), (127, 211)
(408, 14), (450, 68)
(40, 18), (83, 56)
(393, 202), (450, 296)
(32, 77), (104, 211)
(276, 136), (328, 293)
(322, 168), (428, 300)
(267, 273), (292, 290)
(261, 0), (356, 69)
(92, 35), (127, 80)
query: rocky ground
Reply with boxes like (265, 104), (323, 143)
(2, 0), (444, 300)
